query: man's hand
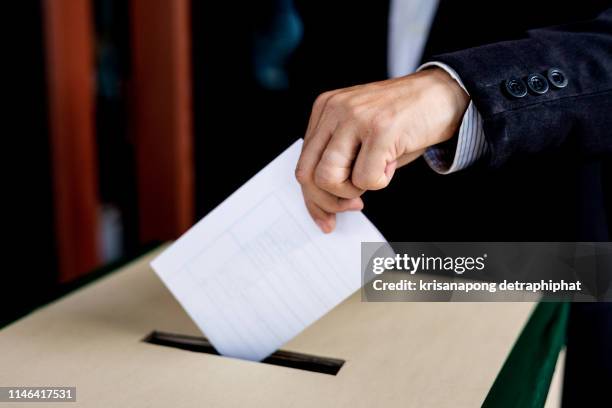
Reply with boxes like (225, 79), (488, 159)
(295, 67), (470, 233)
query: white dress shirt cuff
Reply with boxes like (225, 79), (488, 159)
(417, 61), (488, 174)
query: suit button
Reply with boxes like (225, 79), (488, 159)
(526, 73), (549, 94)
(504, 78), (528, 98)
(547, 68), (568, 89)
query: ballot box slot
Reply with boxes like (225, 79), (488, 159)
(143, 331), (344, 375)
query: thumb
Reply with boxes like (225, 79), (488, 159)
(384, 160), (398, 181)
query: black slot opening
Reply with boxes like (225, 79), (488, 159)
(143, 331), (344, 376)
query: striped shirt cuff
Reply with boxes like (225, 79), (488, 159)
(417, 61), (488, 174)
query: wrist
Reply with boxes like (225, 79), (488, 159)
(424, 67), (470, 146)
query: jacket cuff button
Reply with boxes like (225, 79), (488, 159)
(547, 68), (568, 89)
(504, 78), (528, 98)
(526, 73), (549, 95)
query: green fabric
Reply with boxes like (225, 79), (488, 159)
(483, 302), (569, 408)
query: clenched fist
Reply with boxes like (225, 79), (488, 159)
(295, 67), (470, 233)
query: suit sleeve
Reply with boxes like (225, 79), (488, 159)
(418, 62), (488, 174)
(432, 8), (612, 168)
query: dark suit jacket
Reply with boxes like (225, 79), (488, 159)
(290, 3), (612, 404)
(428, 4), (612, 243)
(290, 1), (612, 243)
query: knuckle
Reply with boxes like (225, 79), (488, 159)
(320, 197), (342, 213)
(335, 198), (352, 211)
(352, 170), (389, 191)
(346, 102), (366, 121)
(304, 200), (320, 215)
(331, 198), (346, 212)
(314, 165), (339, 188)
(371, 109), (395, 133)
(313, 91), (330, 109)
(294, 167), (311, 185)
(326, 92), (347, 109)
(350, 170), (369, 190)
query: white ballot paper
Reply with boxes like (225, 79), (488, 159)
(151, 139), (385, 361)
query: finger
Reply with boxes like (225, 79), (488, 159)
(304, 199), (335, 234)
(303, 184), (364, 214)
(352, 135), (395, 190)
(315, 124), (365, 199)
(355, 148), (424, 189)
(297, 91), (338, 184)
(305, 86), (358, 141)
(296, 103), (340, 186)
(296, 127), (334, 185)
(304, 91), (334, 142)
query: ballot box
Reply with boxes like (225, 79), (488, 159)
(0, 247), (539, 407)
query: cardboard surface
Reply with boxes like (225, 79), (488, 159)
(0, 248), (534, 407)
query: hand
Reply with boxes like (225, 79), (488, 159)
(295, 67), (470, 233)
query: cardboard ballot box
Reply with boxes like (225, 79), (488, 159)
(0, 248), (535, 407)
